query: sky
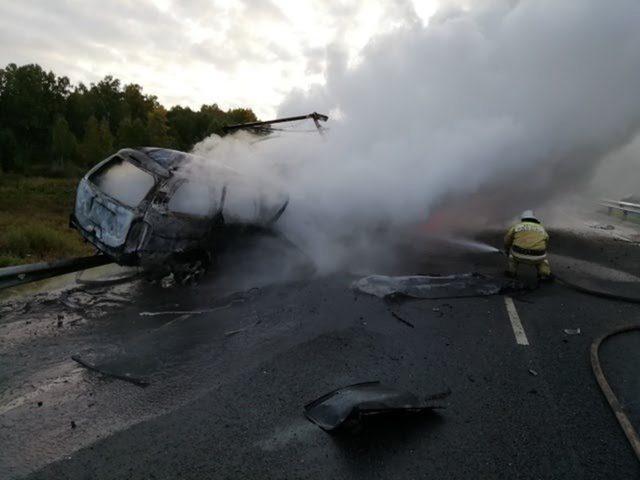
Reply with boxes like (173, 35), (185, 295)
(0, 0), (445, 118)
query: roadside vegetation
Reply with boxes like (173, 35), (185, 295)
(0, 176), (92, 266)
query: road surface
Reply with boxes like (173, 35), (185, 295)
(1, 216), (639, 479)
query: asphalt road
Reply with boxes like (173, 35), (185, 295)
(1, 221), (639, 479)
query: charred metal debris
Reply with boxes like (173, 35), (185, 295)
(304, 381), (448, 432)
(71, 355), (150, 387)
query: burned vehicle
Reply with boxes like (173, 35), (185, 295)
(70, 147), (288, 279)
(70, 113), (327, 280)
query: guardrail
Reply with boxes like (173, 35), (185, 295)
(599, 199), (640, 218)
(0, 255), (112, 290)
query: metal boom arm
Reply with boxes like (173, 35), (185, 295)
(222, 112), (328, 134)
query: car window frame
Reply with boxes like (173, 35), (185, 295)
(88, 155), (157, 209)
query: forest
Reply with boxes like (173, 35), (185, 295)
(0, 63), (257, 175)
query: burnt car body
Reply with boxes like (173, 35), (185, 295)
(70, 146), (289, 272)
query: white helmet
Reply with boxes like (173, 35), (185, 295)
(521, 210), (538, 221)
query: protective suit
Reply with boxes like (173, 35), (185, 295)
(504, 210), (552, 280)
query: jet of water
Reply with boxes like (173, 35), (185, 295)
(438, 236), (501, 254)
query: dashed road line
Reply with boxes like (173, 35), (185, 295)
(504, 296), (529, 346)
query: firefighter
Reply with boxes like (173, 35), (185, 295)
(504, 210), (552, 281)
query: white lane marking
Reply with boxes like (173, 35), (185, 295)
(504, 296), (529, 346)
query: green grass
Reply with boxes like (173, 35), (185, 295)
(0, 175), (93, 266)
(0, 255), (23, 268)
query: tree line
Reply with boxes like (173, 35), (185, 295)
(0, 63), (257, 175)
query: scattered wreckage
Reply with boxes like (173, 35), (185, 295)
(70, 113), (327, 282)
(352, 273), (523, 300)
(304, 381), (447, 432)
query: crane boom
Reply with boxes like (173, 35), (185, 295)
(222, 112), (328, 134)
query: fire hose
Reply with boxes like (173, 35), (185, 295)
(554, 274), (640, 462)
(497, 248), (640, 460)
(590, 325), (640, 461)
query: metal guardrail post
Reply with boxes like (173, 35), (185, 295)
(599, 199), (640, 220)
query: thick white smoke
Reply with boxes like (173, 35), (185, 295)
(589, 132), (640, 200)
(194, 0), (640, 271)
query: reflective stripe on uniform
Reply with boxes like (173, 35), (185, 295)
(513, 222), (545, 234)
(512, 245), (546, 256)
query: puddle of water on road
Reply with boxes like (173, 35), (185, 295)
(0, 263), (138, 303)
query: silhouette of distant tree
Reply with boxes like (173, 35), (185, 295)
(0, 63), (258, 174)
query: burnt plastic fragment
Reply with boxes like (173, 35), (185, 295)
(352, 273), (522, 299)
(304, 381), (445, 432)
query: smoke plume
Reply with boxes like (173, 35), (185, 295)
(193, 0), (640, 272)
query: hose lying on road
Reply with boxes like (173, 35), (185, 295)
(590, 325), (640, 462)
(555, 275), (640, 304)
(495, 245), (640, 303)
(553, 273), (640, 460)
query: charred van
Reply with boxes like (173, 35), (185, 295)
(69, 113), (327, 281)
(70, 147), (289, 277)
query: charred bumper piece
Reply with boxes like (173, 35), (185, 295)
(304, 381), (444, 432)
